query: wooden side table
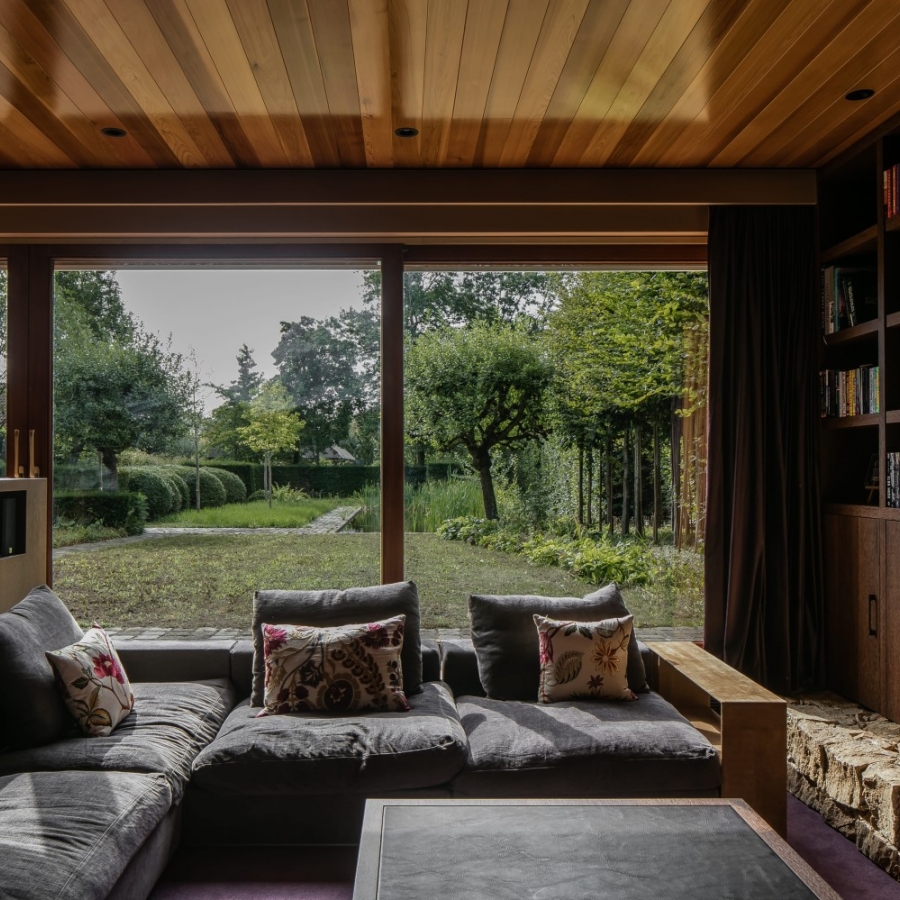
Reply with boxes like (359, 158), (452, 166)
(647, 641), (787, 837)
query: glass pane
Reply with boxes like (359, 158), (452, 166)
(51, 267), (380, 635)
(403, 269), (709, 639)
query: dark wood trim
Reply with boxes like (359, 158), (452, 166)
(404, 243), (707, 267)
(380, 245), (404, 585)
(47, 243), (382, 265)
(5, 248), (29, 480)
(0, 169), (816, 207)
(821, 107), (900, 177)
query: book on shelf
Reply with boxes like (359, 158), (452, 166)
(821, 266), (877, 334)
(886, 163), (899, 220)
(819, 365), (880, 417)
(888, 452), (900, 508)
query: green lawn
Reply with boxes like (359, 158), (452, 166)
(52, 532), (702, 632)
(157, 498), (349, 528)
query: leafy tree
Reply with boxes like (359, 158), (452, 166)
(55, 271), (134, 342)
(206, 345), (265, 460)
(217, 343), (263, 404)
(406, 323), (552, 519)
(237, 382), (304, 506)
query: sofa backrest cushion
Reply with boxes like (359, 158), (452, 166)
(0, 585), (83, 749)
(469, 584), (648, 701)
(251, 582), (422, 706)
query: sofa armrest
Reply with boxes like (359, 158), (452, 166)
(113, 640), (235, 684)
(637, 640), (658, 692)
(438, 638), (485, 698)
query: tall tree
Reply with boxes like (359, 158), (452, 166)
(406, 323), (552, 519)
(206, 345), (265, 460)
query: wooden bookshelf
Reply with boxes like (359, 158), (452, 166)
(819, 124), (900, 722)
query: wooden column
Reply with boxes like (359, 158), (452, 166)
(380, 246), (404, 584)
(5, 247), (54, 585)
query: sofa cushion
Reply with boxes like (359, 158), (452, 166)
(192, 681), (467, 796)
(0, 770), (172, 900)
(252, 582), (423, 705)
(450, 691), (720, 798)
(469, 584), (648, 701)
(0, 679), (236, 803)
(0, 585), (84, 749)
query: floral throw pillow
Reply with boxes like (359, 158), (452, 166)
(534, 613), (638, 703)
(259, 615), (410, 715)
(45, 625), (134, 737)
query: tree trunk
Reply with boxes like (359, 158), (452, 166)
(586, 443), (593, 527)
(101, 448), (119, 492)
(576, 442), (584, 526)
(634, 425), (644, 537)
(415, 443), (426, 467)
(474, 449), (499, 520)
(606, 437), (614, 537)
(653, 423), (661, 544)
(621, 430), (631, 535)
(194, 434), (201, 512)
(265, 452), (273, 508)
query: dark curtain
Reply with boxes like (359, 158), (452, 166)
(705, 206), (825, 694)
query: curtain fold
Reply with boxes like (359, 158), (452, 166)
(705, 206), (824, 693)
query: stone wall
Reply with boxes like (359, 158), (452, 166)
(788, 692), (900, 881)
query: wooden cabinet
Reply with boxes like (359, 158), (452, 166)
(882, 520), (900, 722)
(0, 478), (47, 612)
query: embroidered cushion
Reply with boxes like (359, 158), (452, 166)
(45, 626), (134, 737)
(534, 613), (638, 703)
(260, 616), (410, 714)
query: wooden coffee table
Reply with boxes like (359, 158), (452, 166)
(353, 799), (839, 900)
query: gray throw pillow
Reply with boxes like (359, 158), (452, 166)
(251, 582), (422, 707)
(0, 586), (84, 749)
(469, 583), (648, 701)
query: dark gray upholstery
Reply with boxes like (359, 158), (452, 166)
(230, 640), (254, 700)
(0, 770), (172, 900)
(115, 640), (233, 683)
(450, 691), (720, 798)
(192, 681), (467, 796)
(106, 803), (181, 900)
(251, 581), (423, 705)
(0, 679), (236, 803)
(469, 585), (648, 701)
(0, 585), (84, 749)
(421, 639), (440, 683)
(439, 638), (486, 698)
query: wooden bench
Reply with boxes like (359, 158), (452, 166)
(647, 641), (787, 837)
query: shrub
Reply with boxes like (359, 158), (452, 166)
(153, 470), (186, 512)
(248, 490), (267, 502)
(169, 466), (227, 508)
(119, 467), (175, 520)
(205, 467), (247, 504)
(54, 491), (148, 536)
(270, 484), (310, 504)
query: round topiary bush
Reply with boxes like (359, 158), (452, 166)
(152, 469), (185, 512)
(205, 467), (247, 504)
(248, 490), (267, 502)
(170, 466), (227, 508)
(119, 467), (175, 520)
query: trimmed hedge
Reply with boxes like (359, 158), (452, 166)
(54, 491), (147, 535)
(170, 466), (227, 508)
(119, 467), (175, 520)
(154, 470), (187, 512)
(205, 467), (247, 504)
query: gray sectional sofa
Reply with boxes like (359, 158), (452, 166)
(0, 583), (720, 900)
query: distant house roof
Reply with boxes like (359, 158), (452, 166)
(302, 445), (356, 463)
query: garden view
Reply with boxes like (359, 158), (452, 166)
(0, 268), (708, 633)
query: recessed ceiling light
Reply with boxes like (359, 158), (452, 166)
(394, 127), (419, 138)
(100, 126), (127, 138)
(845, 89), (875, 102)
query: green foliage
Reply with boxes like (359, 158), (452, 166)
(204, 467), (248, 504)
(119, 467), (176, 520)
(269, 484), (310, 504)
(54, 491), (148, 535)
(237, 382), (304, 458)
(159, 497), (343, 528)
(53, 522), (129, 549)
(169, 466), (227, 508)
(153, 470), (187, 512)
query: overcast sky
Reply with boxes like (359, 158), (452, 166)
(114, 268), (370, 407)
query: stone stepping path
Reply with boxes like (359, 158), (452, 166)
(53, 506), (361, 558)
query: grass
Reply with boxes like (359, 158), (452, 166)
(51, 532), (702, 632)
(53, 523), (129, 549)
(157, 498), (349, 528)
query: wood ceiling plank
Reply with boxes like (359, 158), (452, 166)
(306, 0), (367, 167)
(144, 0), (260, 167)
(15, 0), (180, 166)
(551, 0), (669, 167)
(184, 0), (292, 167)
(226, 0), (313, 167)
(605, 0), (750, 167)
(579, 0), (711, 167)
(445, 0), (507, 167)
(498, 0), (589, 167)
(718, 0), (900, 167)
(0, 89), (74, 166)
(267, 0), (341, 167)
(104, 0), (235, 167)
(653, 0), (871, 167)
(628, 0), (788, 166)
(61, 0), (212, 166)
(421, 0), (467, 166)
(474, 0), (549, 167)
(525, 0), (629, 168)
(349, 0), (393, 167)
(388, 0), (426, 167)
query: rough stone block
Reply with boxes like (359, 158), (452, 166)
(856, 819), (900, 881)
(789, 765), (858, 841)
(863, 760), (900, 848)
(821, 736), (894, 810)
(787, 717), (831, 782)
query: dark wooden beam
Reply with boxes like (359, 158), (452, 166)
(380, 245), (405, 585)
(404, 244), (707, 267)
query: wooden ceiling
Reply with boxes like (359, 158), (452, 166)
(0, 0), (898, 170)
